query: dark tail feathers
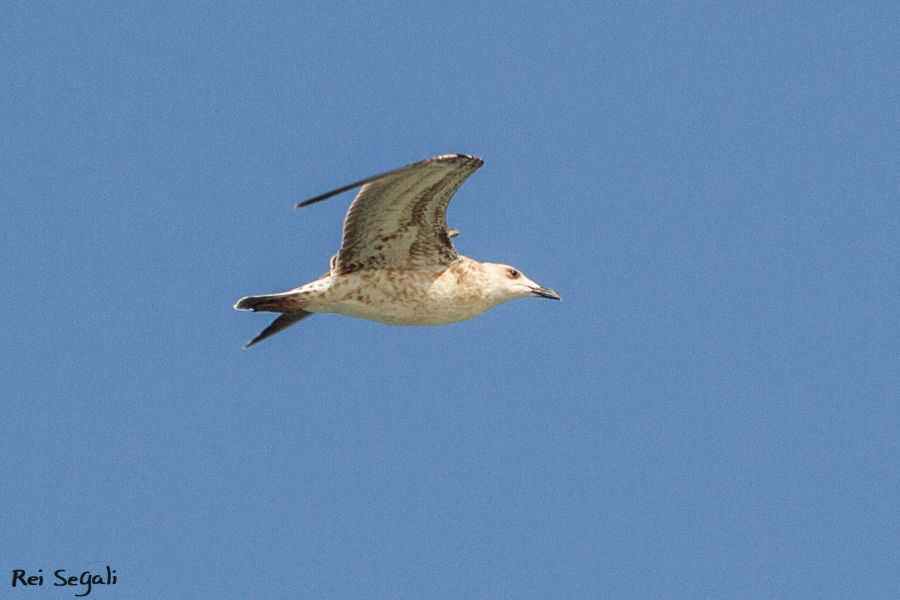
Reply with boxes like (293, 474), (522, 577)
(234, 293), (297, 312)
(234, 292), (313, 348)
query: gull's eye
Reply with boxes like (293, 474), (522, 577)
(508, 269), (520, 279)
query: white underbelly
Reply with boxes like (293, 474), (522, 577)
(304, 269), (490, 326)
(327, 296), (486, 326)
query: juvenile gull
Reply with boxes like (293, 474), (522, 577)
(234, 154), (560, 348)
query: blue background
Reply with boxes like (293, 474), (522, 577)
(2, 2), (898, 598)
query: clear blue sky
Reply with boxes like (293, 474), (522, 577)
(2, 2), (898, 598)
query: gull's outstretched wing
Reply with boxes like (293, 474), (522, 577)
(296, 154), (483, 273)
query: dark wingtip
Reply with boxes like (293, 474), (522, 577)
(295, 153), (483, 209)
(241, 311), (313, 349)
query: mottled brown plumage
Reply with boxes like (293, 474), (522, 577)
(235, 154), (559, 348)
(301, 154), (482, 274)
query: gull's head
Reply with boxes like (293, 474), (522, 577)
(482, 262), (561, 304)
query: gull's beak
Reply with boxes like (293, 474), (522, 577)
(531, 286), (561, 300)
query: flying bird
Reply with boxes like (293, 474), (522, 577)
(234, 154), (560, 348)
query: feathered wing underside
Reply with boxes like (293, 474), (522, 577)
(297, 154), (483, 274)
